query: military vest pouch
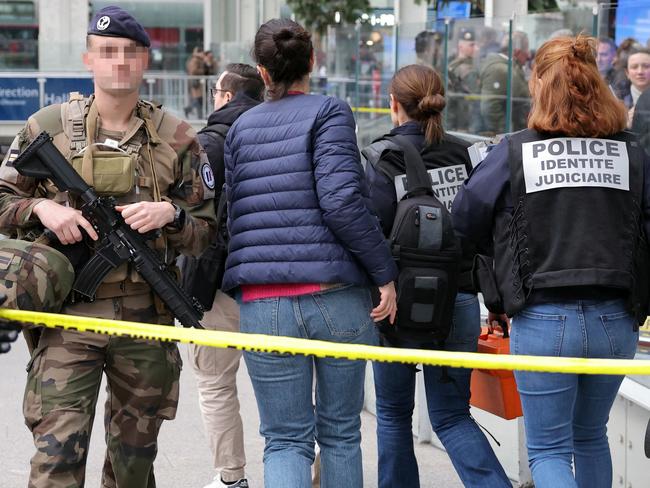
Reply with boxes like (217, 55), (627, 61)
(71, 151), (135, 196)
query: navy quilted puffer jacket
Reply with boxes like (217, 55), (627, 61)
(222, 93), (398, 291)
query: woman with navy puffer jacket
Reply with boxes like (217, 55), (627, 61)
(223, 18), (398, 488)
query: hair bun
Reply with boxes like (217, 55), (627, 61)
(418, 93), (446, 115)
(273, 29), (294, 51)
(571, 34), (596, 62)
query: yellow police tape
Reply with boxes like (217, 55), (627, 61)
(2, 308), (649, 375)
(352, 107), (391, 114)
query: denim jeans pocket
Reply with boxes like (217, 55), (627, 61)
(513, 309), (566, 357)
(599, 310), (638, 359)
(240, 297), (280, 336)
(447, 293), (480, 347)
(313, 285), (373, 338)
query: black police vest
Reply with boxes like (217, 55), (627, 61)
(495, 129), (649, 321)
(363, 133), (476, 291)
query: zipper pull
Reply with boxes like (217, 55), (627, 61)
(415, 209), (420, 226)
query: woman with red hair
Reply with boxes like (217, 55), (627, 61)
(453, 34), (650, 488)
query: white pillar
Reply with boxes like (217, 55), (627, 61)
(239, 0), (258, 43)
(39, 0), (89, 71)
(394, 0), (427, 26)
(261, 0), (283, 22)
(394, 0), (428, 68)
(203, 0), (212, 51)
(485, 0), (527, 21)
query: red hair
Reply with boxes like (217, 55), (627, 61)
(528, 34), (627, 137)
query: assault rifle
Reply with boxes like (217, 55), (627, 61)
(13, 131), (204, 328)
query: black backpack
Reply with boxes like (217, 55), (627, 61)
(377, 135), (462, 343)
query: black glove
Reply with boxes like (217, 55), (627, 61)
(0, 293), (19, 354)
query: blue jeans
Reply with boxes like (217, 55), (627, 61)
(511, 299), (638, 488)
(373, 292), (510, 488)
(239, 285), (378, 488)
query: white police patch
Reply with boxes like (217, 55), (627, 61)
(394, 164), (468, 211)
(522, 137), (629, 193)
(201, 162), (215, 190)
(97, 16), (111, 31)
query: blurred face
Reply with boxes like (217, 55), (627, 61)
(457, 39), (476, 59)
(83, 35), (148, 96)
(626, 52), (650, 92)
(212, 71), (233, 110)
(597, 42), (616, 73)
(514, 46), (530, 67)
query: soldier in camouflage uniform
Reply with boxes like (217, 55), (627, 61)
(447, 28), (481, 133)
(0, 6), (215, 487)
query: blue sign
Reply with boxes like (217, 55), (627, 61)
(436, 2), (471, 20)
(0, 76), (94, 121)
(43, 78), (93, 107)
(0, 78), (39, 120)
(615, 1), (650, 46)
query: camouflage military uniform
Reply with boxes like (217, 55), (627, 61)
(0, 237), (74, 353)
(447, 55), (480, 132)
(0, 95), (215, 487)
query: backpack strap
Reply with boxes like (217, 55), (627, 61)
(201, 123), (230, 141)
(388, 135), (433, 196)
(215, 184), (228, 237)
(61, 92), (89, 153)
(361, 137), (400, 174)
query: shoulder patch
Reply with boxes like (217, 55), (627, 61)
(201, 162), (215, 190)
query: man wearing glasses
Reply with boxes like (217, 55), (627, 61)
(184, 63), (264, 488)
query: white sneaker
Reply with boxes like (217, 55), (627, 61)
(203, 476), (249, 488)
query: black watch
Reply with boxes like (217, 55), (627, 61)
(170, 203), (186, 230)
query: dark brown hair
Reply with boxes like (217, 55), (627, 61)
(528, 34), (627, 137)
(220, 63), (264, 101)
(390, 64), (446, 145)
(252, 19), (313, 100)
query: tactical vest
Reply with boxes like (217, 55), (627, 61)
(496, 129), (649, 323)
(32, 93), (177, 299)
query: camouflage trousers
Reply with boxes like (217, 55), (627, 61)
(22, 293), (182, 488)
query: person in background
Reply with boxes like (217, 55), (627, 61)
(611, 37), (643, 104)
(223, 18), (398, 488)
(189, 63), (265, 488)
(597, 37), (618, 87)
(447, 28), (481, 133)
(453, 34), (649, 488)
(185, 47), (218, 118)
(479, 31), (530, 135)
(477, 27), (501, 65)
(632, 84), (650, 154)
(625, 48), (650, 123)
(415, 30), (444, 72)
(362, 63), (511, 488)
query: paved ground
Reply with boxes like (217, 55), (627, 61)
(1, 337), (465, 488)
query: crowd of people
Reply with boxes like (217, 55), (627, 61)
(1, 4), (650, 488)
(417, 25), (650, 139)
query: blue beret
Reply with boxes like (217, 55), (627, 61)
(88, 6), (150, 48)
